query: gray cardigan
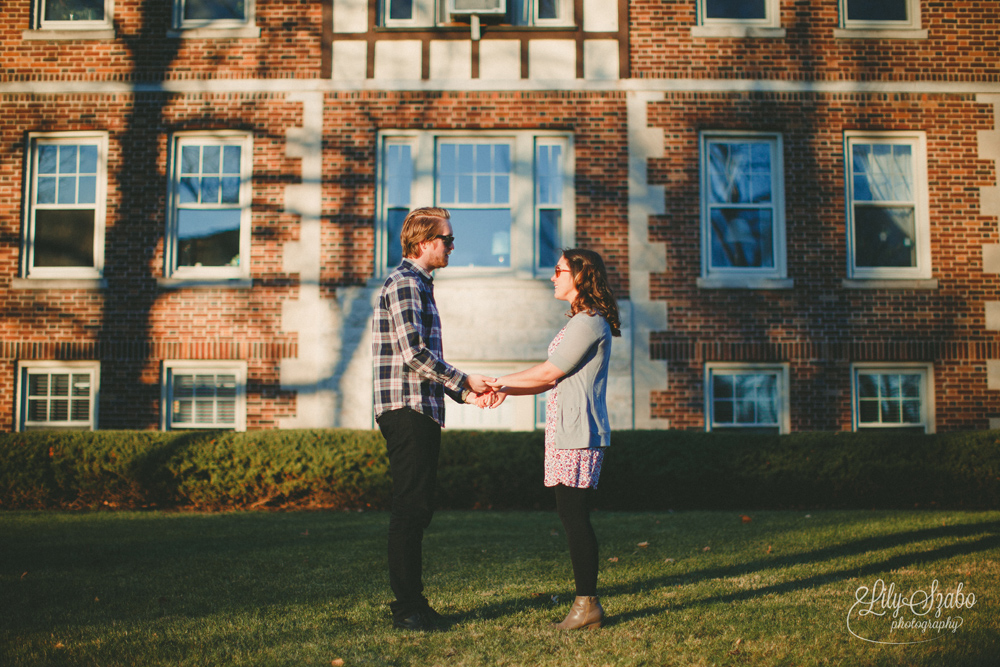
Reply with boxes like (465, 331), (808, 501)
(548, 312), (612, 450)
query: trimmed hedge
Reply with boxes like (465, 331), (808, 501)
(0, 429), (998, 511)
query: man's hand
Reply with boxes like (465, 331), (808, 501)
(466, 374), (491, 394)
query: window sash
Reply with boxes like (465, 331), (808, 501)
(841, 0), (918, 29)
(167, 134), (252, 279)
(18, 364), (99, 431)
(699, 0), (778, 26)
(853, 366), (930, 430)
(383, 0), (573, 27)
(174, 0), (252, 28)
(709, 371), (781, 428)
(38, 0), (113, 29)
(163, 363), (246, 430)
(844, 133), (928, 279)
(377, 131), (572, 276)
(700, 134), (785, 278)
(25, 134), (107, 278)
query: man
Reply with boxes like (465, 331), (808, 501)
(372, 206), (492, 631)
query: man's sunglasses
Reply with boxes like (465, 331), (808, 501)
(434, 235), (455, 246)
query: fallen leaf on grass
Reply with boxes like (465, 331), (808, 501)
(741, 515), (752, 523)
(664, 558), (675, 563)
(331, 659), (345, 666)
(54, 643), (65, 649)
(637, 542), (649, 548)
(607, 557), (619, 562)
(702, 546), (711, 552)
(21, 571), (28, 579)
(301, 530), (310, 536)
(766, 545), (772, 554)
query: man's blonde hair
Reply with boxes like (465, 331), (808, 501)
(401, 207), (450, 259)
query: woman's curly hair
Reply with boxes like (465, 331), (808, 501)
(563, 248), (622, 337)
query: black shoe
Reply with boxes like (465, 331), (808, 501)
(420, 605), (450, 629)
(392, 613), (431, 631)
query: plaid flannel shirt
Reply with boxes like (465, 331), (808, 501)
(372, 259), (469, 426)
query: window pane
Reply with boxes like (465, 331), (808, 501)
(538, 0), (558, 19)
(71, 399), (91, 421)
(710, 208), (774, 269)
(79, 145), (98, 173)
(389, 0), (413, 20)
(709, 142), (771, 204)
(59, 145), (78, 175)
(78, 176), (97, 205)
(847, 0), (907, 22)
(28, 398), (48, 422)
(536, 144), (563, 206)
(184, 0), (247, 21)
(387, 208), (406, 267)
(202, 145), (221, 174)
(177, 209), (241, 267)
(858, 399), (880, 423)
(713, 374), (734, 399)
(201, 176), (221, 204)
(222, 145), (241, 173)
(220, 177), (241, 204)
(28, 374), (49, 397)
(439, 142), (511, 207)
(44, 0), (105, 21)
(37, 177), (57, 205)
(181, 146), (201, 174)
(33, 209), (96, 267)
(72, 374), (91, 397)
(57, 176), (77, 205)
(538, 209), (561, 267)
(448, 209), (511, 268)
(852, 143), (913, 202)
(49, 399), (69, 422)
(385, 143), (413, 208)
(853, 205), (915, 268)
(900, 374), (921, 397)
(705, 0), (766, 20)
(857, 373), (878, 398)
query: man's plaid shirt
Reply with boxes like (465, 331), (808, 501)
(372, 259), (469, 426)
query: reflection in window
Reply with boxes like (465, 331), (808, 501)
(183, 0), (246, 21)
(168, 133), (251, 279)
(853, 367), (929, 431)
(24, 134), (106, 278)
(710, 371), (779, 428)
(42, 0), (105, 21)
(705, 0), (765, 20)
(18, 363), (99, 431)
(845, 0), (907, 22)
(702, 135), (784, 278)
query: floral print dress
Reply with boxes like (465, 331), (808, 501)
(543, 324), (605, 489)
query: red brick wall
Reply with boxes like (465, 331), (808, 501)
(645, 91), (999, 430)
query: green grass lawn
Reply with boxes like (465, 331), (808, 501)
(1, 509), (998, 666)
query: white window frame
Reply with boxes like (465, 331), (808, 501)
(382, 0), (573, 28)
(165, 131), (253, 281)
(375, 129), (575, 278)
(851, 363), (935, 433)
(697, 0), (781, 28)
(16, 361), (100, 432)
(22, 132), (108, 280)
(839, 0), (921, 31)
(161, 360), (248, 431)
(699, 132), (788, 286)
(34, 0), (114, 30)
(704, 363), (790, 434)
(172, 0), (256, 31)
(843, 131), (931, 281)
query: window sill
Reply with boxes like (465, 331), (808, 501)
(11, 277), (107, 289)
(690, 25), (786, 39)
(697, 277), (794, 290)
(22, 28), (115, 40)
(166, 25), (261, 39)
(842, 278), (937, 289)
(833, 28), (928, 40)
(157, 277), (253, 289)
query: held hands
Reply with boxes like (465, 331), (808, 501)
(464, 375), (507, 410)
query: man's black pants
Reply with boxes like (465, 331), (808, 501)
(377, 408), (441, 620)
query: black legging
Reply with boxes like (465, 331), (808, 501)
(554, 484), (599, 597)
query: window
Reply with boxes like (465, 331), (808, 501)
(173, 0), (254, 29)
(382, 0), (573, 28)
(16, 361), (100, 431)
(698, 0), (780, 27)
(162, 361), (247, 431)
(377, 131), (573, 276)
(840, 0), (920, 30)
(852, 364), (934, 432)
(700, 133), (787, 283)
(166, 132), (252, 280)
(705, 364), (790, 434)
(844, 132), (930, 280)
(22, 133), (108, 279)
(35, 0), (113, 30)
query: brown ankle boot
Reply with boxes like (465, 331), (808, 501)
(553, 596), (605, 630)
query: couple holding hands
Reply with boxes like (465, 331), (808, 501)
(373, 207), (620, 632)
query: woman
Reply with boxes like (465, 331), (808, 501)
(486, 248), (621, 630)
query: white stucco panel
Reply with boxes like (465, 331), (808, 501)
(332, 41), (368, 81)
(584, 40), (619, 80)
(332, 0), (368, 33)
(528, 40), (576, 80)
(478, 40), (521, 81)
(430, 40), (472, 80)
(375, 40), (423, 81)
(583, 0), (618, 32)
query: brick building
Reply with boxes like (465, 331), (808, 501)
(1, 0), (998, 434)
